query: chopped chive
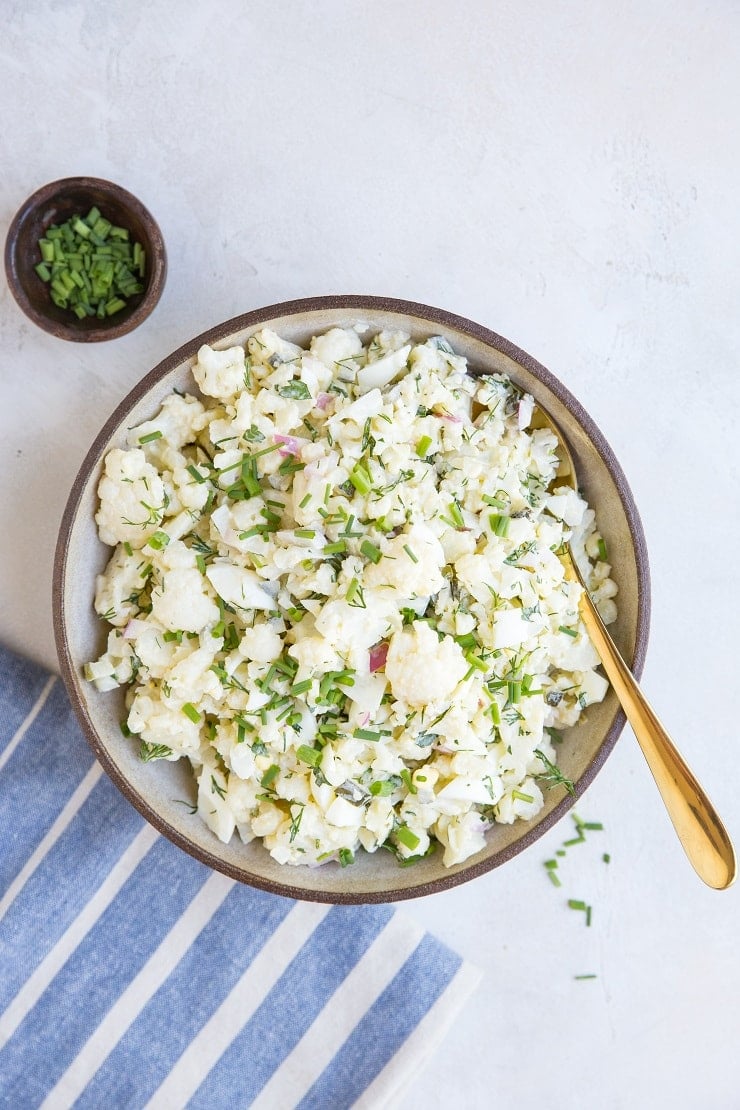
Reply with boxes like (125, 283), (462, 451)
(186, 464), (206, 483)
(323, 540), (346, 555)
(298, 493), (312, 508)
(559, 625), (578, 637)
(568, 899), (587, 911)
(544, 859), (558, 870)
(163, 630), (182, 643)
(260, 764), (280, 787)
(400, 768), (417, 794)
(353, 728), (381, 742)
(597, 537), (608, 561)
(182, 702), (201, 723)
(290, 678), (313, 696)
(403, 544), (418, 563)
(465, 652), (488, 673)
(339, 848), (355, 867)
(349, 462), (373, 495)
(296, 745), (322, 767)
(489, 513), (510, 537)
(579, 821), (604, 831)
(574, 974), (597, 980)
(123, 541), (133, 556)
(415, 434), (433, 457)
(511, 789), (534, 803)
(586, 906), (592, 926)
(295, 528), (316, 539)
(396, 825), (420, 850)
(138, 430), (163, 444)
(483, 494), (508, 509)
(370, 780), (395, 796)
(360, 539), (381, 564)
(603, 852), (611, 863)
(547, 870), (562, 887)
(147, 530), (170, 550)
(446, 501), (464, 529)
(508, 680), (522, 704)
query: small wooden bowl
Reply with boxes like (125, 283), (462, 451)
(4, 177), (167, 342)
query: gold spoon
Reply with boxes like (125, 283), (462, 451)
(532, 406), (736, 890)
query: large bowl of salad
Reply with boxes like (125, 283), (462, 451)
(53, 296), (650, 902)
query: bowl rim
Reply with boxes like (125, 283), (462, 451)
(4, 175), (167, 343)
(53, 295), (651, 902)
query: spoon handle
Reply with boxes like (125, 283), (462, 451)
(577, 587), (736, 890)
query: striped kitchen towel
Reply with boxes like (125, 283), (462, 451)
(0, 643), (480, 1109)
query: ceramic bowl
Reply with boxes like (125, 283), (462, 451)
(4, 176), (166, 342)
(53, 296), (650, 902)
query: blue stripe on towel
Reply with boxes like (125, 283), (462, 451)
(0, 774), (144, 1011)
(75, 883), (297, 1110)
(0, 682), (95, 891)
(297, 933), (463, 1110)
(0, 837), (207, 1103)
(188, 903), (395, 1108)
(0, 651), (50, 752)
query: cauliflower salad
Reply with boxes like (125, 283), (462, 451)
(86, 325), (617, 868)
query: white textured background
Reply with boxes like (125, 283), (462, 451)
(1, 3), (738, 1108)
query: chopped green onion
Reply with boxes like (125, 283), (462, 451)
(298, 493), (312, 509)
(465, 652), (488, 673)
(370, 780), (395, 796)
(415, 435), (433, 457)
(181, 702), (201, 723)
(138, 430), (162, 444)
(568, 899), (587, 911)
(290, 678), (313, 696)
(597, 537), (608, 561)
(547, 870), (562, 887)
(295, 529), (315, 539)
(400, 768), (417, 794)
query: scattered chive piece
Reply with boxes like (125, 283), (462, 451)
(489, 513), (510, 537)
(446, 501), (464, 529)
(139, 430), (163, 444)
(370, 780), (395, 796)
(353, 728), (381, 742)
(123, 541), (133, 556)
(349, 461), (373, 495)
(403, 544), (418, 563)
(396, 825), (420, 850)
(400, 768), (417, 794)
(563, 834), (585, 847)
(568, 899), (587, 911)
(295, 529), (315, 539)
(597, 537), (608, 561)
(556, 849), (566, 857)
(296, 745), (322, 767)
(186, 464), (206, 483)
(147, 530), (170, 550)
(586, 905), (592, 927)
(323, 540), (346, 555)
(547, 870), (562, 887)
(181, 702), (201, 723)
(544, 859), (558, 870)
(415, 434), (433, 457)
(558, 625), (578, 637)
(508, 679), (522, 704)
(290, 678), (313, 696)
(260, 764), (280, 787)
(603, 852), (611, 864)
(579, 821), (604, 831)
(299, 493), (312, 508)
(574, 974), (597, 980)
(360, 539), (381, 564)
(511, 789), (534, 804)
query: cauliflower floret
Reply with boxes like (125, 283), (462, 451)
(385, 622), (468, 708)
(128, 393), (205, 452)
(363, 523), (445, 599)
(310, 327), (363, 371)
(239, 623), (284, 663)
(95, 448), (166, 548)
(193, 344), (247, 400)
(150, 568), (219, 633)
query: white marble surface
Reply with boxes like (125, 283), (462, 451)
(2, 2), (739, 1107)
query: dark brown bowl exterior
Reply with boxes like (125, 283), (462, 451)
(4, 177), (167, 342)
(53, 296), (651, 903)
